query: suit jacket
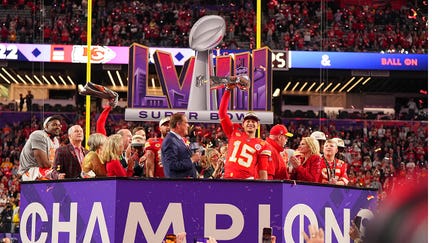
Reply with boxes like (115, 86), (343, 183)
(161, 132), (196, 178)
(54, 143), (88, 178)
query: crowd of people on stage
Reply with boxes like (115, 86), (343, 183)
(0, 0), (428, 53)
(0, 88), (428, 233)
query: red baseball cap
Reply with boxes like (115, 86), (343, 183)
(270, 124), (293, 137)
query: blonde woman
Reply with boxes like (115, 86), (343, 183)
(81, 133), (107, 178)
(101, 134), (134, 177)
(200, 148), (224, 179)
(289, 137), (322, 182)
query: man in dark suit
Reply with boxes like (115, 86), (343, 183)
(161, 113), (197, 178)
(54, 125), (88, 178)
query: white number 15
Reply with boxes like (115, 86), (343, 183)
(228, 141), (256, 167)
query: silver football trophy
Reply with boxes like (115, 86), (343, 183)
(78, 82), (119, 107)
(196, 75), (250, 91)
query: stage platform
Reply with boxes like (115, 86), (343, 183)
(20, 178), (377, 243)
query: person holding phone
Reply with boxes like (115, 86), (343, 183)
(262, 227), (273, 243)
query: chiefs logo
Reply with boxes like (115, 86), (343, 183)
(255, 144), (262, 150)
(156, 144), (160, 148)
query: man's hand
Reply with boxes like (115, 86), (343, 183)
(302, 224), (324, 243)
(349, 220), (362, 241)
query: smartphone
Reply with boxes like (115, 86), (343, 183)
(164, 234), (176, 243)
(354, 216), (362, 229)
(262, 227), (272, 243)
(194, 237), (209, 243)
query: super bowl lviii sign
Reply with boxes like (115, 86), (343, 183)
(125, 44), (274, 124)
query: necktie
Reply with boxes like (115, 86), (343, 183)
(75, 147), (84, 165)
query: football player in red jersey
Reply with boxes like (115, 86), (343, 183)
(145, 116), (170, 178)
(218, 84), (271, 180)
(265, 124), (293, 180)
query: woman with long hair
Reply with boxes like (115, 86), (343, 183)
(101, 134), (134, 177)
(288, 137), (322, 182)
(200, 148), (223, 179)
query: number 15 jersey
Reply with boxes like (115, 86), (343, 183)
(222, 126), (271, 179)
(219, 89), (270, 179)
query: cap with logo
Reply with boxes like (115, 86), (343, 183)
(310, 131), (326, 141)
(270, 124), (293, 137)
(243, 111), (260, 122)
(332, 137), (345, 148)
(159, 116), (171, 127)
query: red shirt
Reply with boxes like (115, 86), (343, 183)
(291, 154), (322, 182)
(265, 138), (289, 180)
(222, 128), (271, 179)
(106, 159), (133, 177)
(219, 90), (270, 179)
(145, 137), (165, 178)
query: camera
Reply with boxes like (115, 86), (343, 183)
(131, 143), (145, 157)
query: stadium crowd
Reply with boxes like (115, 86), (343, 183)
(0, 0), (428, 237)
(0, 0), (428, 53)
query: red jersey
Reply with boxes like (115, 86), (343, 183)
(319, 157), (349, 185)
(265, 138), (289, 180)
(96, 106), (111, 136)
(219, 90), (270, 179)
(145, 137), (165, 178)
(223, 127), (271, 179)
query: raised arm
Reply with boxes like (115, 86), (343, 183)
(96, 106), (111, 135)
(218, 89), (234, 137)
